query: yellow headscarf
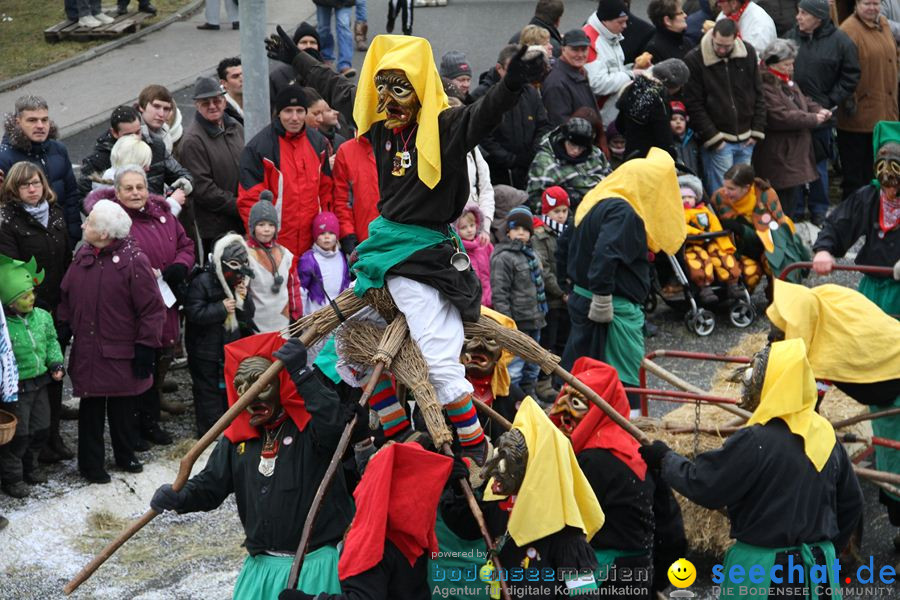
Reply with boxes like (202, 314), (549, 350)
(353, 35), (449, 189)
(481, 306), (515, 398)
(745, 339), (836, 472)
(767, 279), (900, 384)
(484, 397), (605, 546)
(574, 147), (686, 254)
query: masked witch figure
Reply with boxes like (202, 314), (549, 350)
(640, 339), (864, 600)
(461, 307), (520, 427)
(440, 397), (605, 599)
(184, 233), (258, 436)
(265, 30), (547, 465)
(562, 148), (686, 413)
(767, 278), (900, 549)
(150, 332), (365, 599)
(566, 357), (686, 598)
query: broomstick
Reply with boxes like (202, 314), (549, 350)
(64, 290), (366, 595)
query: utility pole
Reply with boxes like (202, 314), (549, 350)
(240, 0), (271, 139)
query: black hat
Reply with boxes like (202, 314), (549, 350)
(292, 21), (320, 46)
(274, 85), (309, 113)
(562, 29), (591, 48)
(798, 0), (830, 20)
(596, 0), (628, 21)
(192, 76), (225, 100)
(562, 117), (595, 148)
(506, 206), (535, 234)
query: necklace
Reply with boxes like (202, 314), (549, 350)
(258, 420), (287, 477)
(391, 124), (417, 177)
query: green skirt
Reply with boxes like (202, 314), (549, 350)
(871, 397), (900, 502)
(605, 297), (645, 387)
(428, 513), (489, 599)
(232, 546), (341, 599)
(720, 540), (839, 600)
(858, 274), (900, 316)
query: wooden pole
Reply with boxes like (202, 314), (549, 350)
(641, 359), (752, 420)
(471, 396), (513, 431)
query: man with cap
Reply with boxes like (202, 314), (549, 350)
(176, 76), (245, 258)
(714, 0), (777, 53)
(270, 22), (322, 105)
(237, 85), (338, 261)
(787, 0), (860, 225)
(542, 29), (599, 125)
(440, 50), (473, 102)
(583, 0), (640, 128)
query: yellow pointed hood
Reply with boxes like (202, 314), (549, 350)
(353, 35), (449, 189)
(484, 397), (605, 546)
(574, 147), (686, 254)
(480, 306), (515, 398)
(766, 279), (900, 384)
(745, 339), (836, 472)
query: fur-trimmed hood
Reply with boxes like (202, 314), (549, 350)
(212, 233), (251, 331)
(699, 30), (749, 66)
(2, 113), (59, 154)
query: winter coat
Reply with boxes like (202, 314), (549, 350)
(645, 27), (695, 62)
(298, 244), (350, 315)
(541, 60), (599, 126)
(526, 130), (612, 211)
(6, 307), (63, 381)
(683, 32), (767, 148)
(237, 120), (333, 258)
(787, 21), (861, 112)
(752, 72), (822, 190)
(473, 70), (552, 189)
(456, 204), (493, 307)
(77, 130), (116, 198)
(584, 14), (633, 127)
(85, 188), (195, 346)
(58, 237), (166, 397)
(686, 0), (715, 46)
(331, 136), (379, 242)
(0, 122), (81, 244)
(466, 149), (494, 235)
(247, 241), (300, 332)
(184, 268), (256, 362)
(615, 74), (676, 159)
(490, 240), (546, 331)
(714, 1), (777, 54)
(175, 112), (245, 241)
(756, 0), (799, 36)
(620, 12), (657, 64)
(0, 200), (70, 312)
(674, 129), (702, 179)
(836, 14), (899, 133)
(531, 223), (566, 309)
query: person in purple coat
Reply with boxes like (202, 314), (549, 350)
(57, 199), (166, 483)
(84, 165), (195, 446)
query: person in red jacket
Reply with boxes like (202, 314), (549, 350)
(330, 135), (379, 242)
(238, 86), (350, 259)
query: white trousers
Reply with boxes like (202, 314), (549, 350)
(386, 276), (473, 405)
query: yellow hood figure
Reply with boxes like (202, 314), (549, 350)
(483, 397), (605, 546)
(767, 279), (900, 384)
(575, 147), (686, 254)
(353, 35), (449, 189)
(745, 339), (836, 472)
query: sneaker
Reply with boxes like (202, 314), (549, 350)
(116, 458), (143, 473)
(80, 470), (112, 484)
(24, 471), (47, 485)
(94, 12), (115, 23)
(2, 481), (29, 498)
(142, 423), (173, 446)
(197, 23), (220, 30)
(78, 15), (103, 28)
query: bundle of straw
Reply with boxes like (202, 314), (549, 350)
(286, 288), (368, 341)
(464, 316), (560, 374)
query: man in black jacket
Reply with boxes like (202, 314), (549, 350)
(472, 45), (553, 189)
(510, 0), (565, 57)
(542, 30), (598, 126)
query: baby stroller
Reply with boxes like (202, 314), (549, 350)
(650, 230), (757, 336)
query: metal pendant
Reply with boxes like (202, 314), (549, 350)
(258, 455), (276, 477)
(450, 250), (471, 272)
(400, 150), (412, 169)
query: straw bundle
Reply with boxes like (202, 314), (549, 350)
(337, 320), (454, 447)
(286, 288), (368, 341)
(464, 316), (560, 374)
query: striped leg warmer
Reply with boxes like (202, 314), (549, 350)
(369, 374), (410, 439)
(445, 393), (485, 447)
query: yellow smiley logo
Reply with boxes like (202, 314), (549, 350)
(667, 558), (696, 588)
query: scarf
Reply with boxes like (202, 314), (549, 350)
(22, 201), (50, 228)
(522, 243), (548, 314)
(880, 189), (900, 233)
(766, 66), (793, 87)
(297, 245), (350, 306)
(247, 237), (285, 294)
(540, 214), (566, 237)
(727, 1), (750, 36)
(711, 184), (794, 253)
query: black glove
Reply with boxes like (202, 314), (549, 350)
(266, 25), (299, 65)
(150, 484), (186, 513)
(303, 47), (323, 63)
(638, 440), (672, 471)
(503, 45), (548, 91)
(162, 263), (188, 287)
(340, 234), (358, 257)
(449, 452), (470, 494)
(133, 344), (156, 379)
(56, 321), (72, 346)
(278, 590), (316, 600)
(273, 338), (309, 375)
(342, 400), (371, 444)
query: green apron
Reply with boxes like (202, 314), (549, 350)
(720, 540), (839, 600)
(594, 548), (646, 587)
(351, 216), (464, 297)
(313, 335), (341, 385)
(429, 513), (489, 599)
(871, 398), (900, 502)
(571, 288), (645, 387)
(232, 546), (341, 599)
(858, 275), (900, 317)
(765, 226), (811, 283)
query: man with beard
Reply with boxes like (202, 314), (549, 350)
(150, 332), (365, 598)
(266, 31), (546, 465)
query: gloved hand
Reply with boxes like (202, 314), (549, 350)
(273, 338), (309, 375)
(450, 452), (470, 493)
(133, 344), (157, 379)
(56, 321), (73, 346)
(588, 294), (613, 323)
(342, 400), (371, 444)
(266, 25), (300, 65)
(277, 590), (316, 600)
(503, 45), (549, 91)
(894, 258), (900, 281)
(171, 177), (193, 196)
(340, 234), (358, 257)
(303, 47), (323, 63)
(150, 483), (186, 513)
(638, 440), (672, 471)
(162, 263), (189, 287)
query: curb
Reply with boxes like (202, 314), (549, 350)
(0, 0), (204, 95)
